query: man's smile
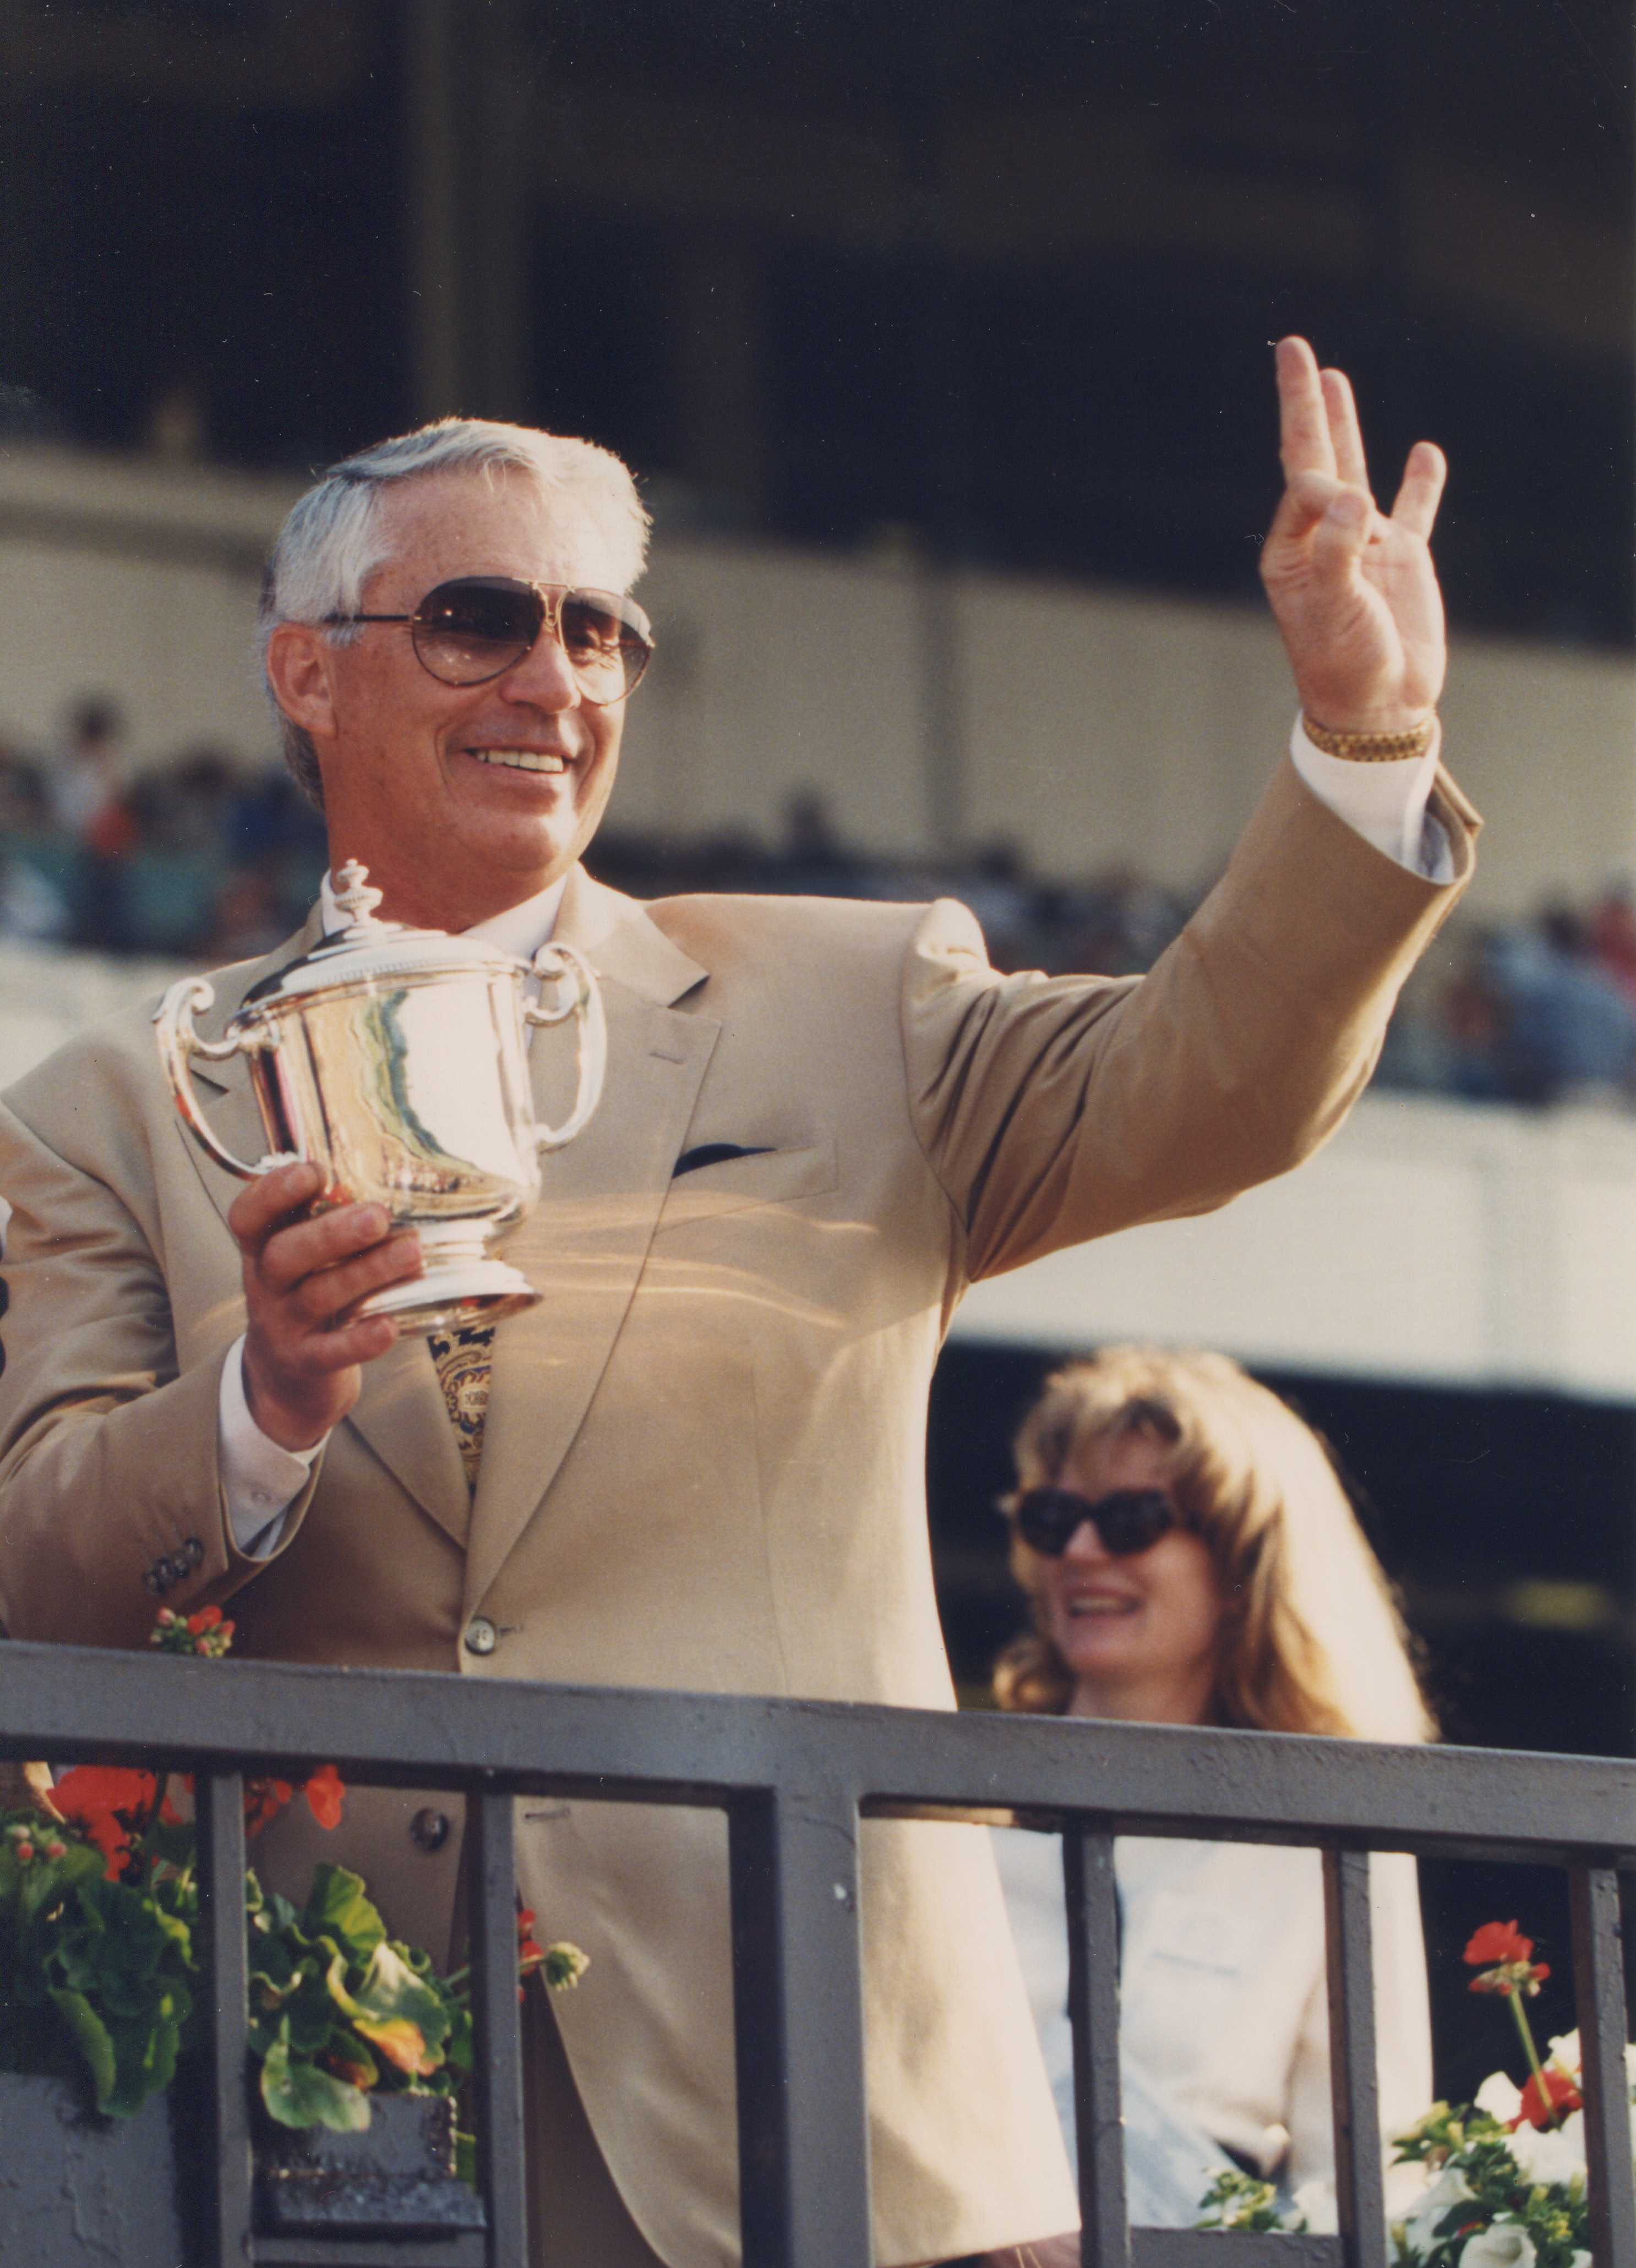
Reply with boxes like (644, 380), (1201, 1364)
(466, 747), (569, 774)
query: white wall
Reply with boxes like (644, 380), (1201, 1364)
(952, 1090), (1636, 1404)
(0, 441), (1630, 922)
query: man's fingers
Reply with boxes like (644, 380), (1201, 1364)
(1264, 468), (1353, 551)
(255, 1202), (393, 1294)
(1321, 367), (1371, 493)
(1274, 336), (1337, 480)
(227, 1160), (325, 1251)
(1389, 439), (1447, 540)
(1306, 484), (1376, 584)
(291, 1232), (423, 1327)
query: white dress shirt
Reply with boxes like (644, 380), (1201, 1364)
(221, 729), (1446, 1553)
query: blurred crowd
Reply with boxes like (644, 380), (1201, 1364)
(0, 698), (327, 966)
(3, 703), (1633, 1113)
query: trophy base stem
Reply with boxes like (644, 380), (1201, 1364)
(352, 1227), (541, 1337)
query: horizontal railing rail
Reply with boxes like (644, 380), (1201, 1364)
(1, 1640), (1632, 2268)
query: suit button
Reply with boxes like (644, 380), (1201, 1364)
(463, 1616), (498, 1657)
(410, 1807), (451, 1852)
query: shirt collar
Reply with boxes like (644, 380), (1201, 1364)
(318, 869), (570, 960)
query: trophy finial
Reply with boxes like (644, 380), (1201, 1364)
(334, 859), (386, 932)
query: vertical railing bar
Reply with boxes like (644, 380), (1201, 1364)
(195, 1768), (254, 2266)
(1322, 1849), (1386, 2268)
(468, 1787), (528, 2268)
(1064, 1823), (1130, 2268)
(728, 1779), (872, 2267)
(729, 1790), (794, 2268)
(1568, 1865), (1636, 2268)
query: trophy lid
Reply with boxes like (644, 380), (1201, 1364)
(241, 860), (528, 1009)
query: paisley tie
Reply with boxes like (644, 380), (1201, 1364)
(427, 1323), (497, 1490)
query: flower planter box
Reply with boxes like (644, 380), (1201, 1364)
(0, 2069), (197, 2268)
(256, 2091), (486, 2239)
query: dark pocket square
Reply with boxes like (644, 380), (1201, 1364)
(672, 1143), (775, 1179)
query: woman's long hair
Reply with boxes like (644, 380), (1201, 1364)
(992, 1346), (1434, 1744)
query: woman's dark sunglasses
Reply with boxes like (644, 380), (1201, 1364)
(325, 576), (655, 703)
(1012, 1486), (1179, 1558)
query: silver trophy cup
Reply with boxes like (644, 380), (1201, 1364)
(154, 861), (607, 1332)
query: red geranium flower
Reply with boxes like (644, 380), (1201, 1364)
(1464, 1918), (1551, 1997)
(1464, 1921), (1534, 1968)
(242, 1778), (295, 1837)
(1514, 2066), (1584, 2130)
(303, 1764), (345, 1830)
(51, 1765), (159, 1878)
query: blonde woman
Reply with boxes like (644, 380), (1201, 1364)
(990, 1347), (1433, 2232)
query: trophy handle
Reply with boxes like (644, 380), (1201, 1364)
(525, 944), (608, 1153)
(153, 979), (293, 1182)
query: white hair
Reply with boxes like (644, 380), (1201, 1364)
(257, 418), (651, 808)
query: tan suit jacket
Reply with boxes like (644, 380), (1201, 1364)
(0, 758), (1476, 2266)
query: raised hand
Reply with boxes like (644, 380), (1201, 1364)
(1260, 336), (1447, 735)
(229, 1161), (421, 1451)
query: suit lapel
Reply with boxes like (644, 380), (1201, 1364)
(463, 873), (716, 1610)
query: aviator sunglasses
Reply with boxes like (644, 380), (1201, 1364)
(325, 575), (656, 704)
(1011, 1485), (1181, 1559)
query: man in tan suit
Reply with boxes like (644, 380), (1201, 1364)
(0, 340), (1474, 2267)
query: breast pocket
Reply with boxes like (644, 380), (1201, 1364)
(652, 1135), (838, 1233)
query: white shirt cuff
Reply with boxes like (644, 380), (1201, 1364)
(217, 1335), (324, 1559)
(1289, 715), (1453, 884)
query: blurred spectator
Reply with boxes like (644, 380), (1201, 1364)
(1588, 884), (1636, 1008)
(769, 788), (874, 897)
(46, 696), (135, 948)
(119, 747), (236, 955)
(48, 695), (129, 847)
(1482, 909), (1636, 1104)
(0, 751), (72, 943)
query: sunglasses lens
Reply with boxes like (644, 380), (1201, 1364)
(412, 580), (541, 684)
(559, 590), (654, 702)
(1093, 1490), (1175, 1554)
(1015, 1489), (1090, 1556)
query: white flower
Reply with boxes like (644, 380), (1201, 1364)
(1506, 2107), (1585, 2187)
(1474, 2069), (1524, 2125)
(1550, 2025), (1636, 2105)
(1459, 2226), (1536, 2268)
(1400, 2165), (1475, 2256)
(1289, 2178), (1332, 2232)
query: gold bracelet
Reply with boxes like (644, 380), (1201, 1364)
(1302, 712), (1437, 763)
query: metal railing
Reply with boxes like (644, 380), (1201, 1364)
(2, 1637), (1633, 2268)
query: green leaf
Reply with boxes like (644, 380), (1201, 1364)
(102, 1995), (184, 2119)
(300, 1867), (385, 1963)
(46, 1985), (118, 2112)
(259, 2032), (373, 2133)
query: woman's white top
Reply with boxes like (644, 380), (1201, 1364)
(992, 1827), (1433, 2228)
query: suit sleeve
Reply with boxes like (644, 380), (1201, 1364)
(901, 756), (1479, 1283)
(0, 1089), (319, 1652)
